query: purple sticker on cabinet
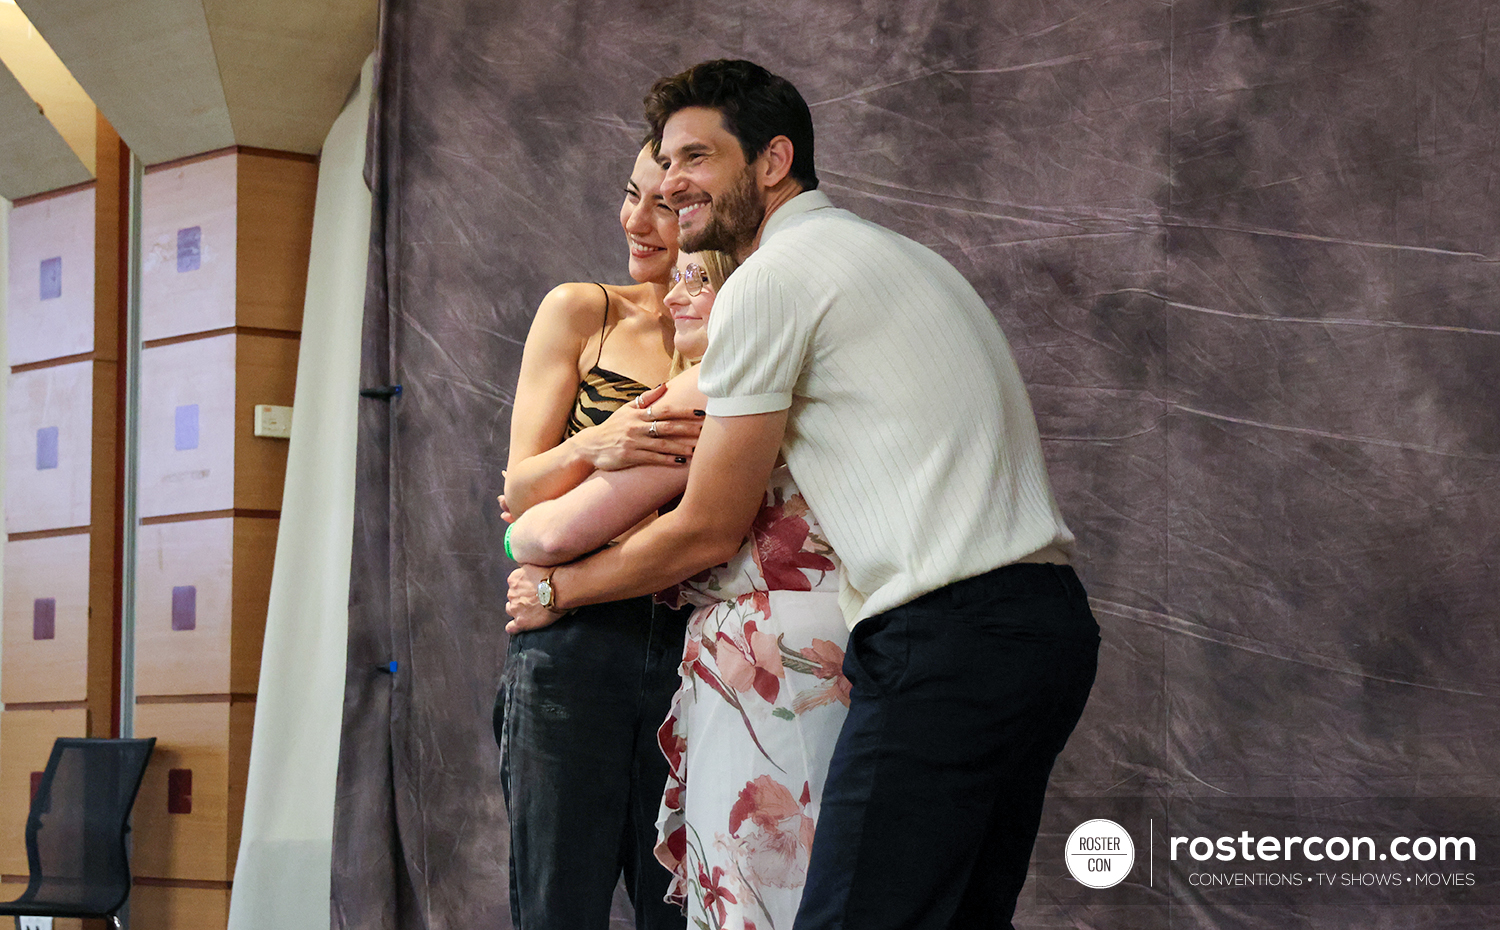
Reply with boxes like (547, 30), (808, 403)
(40, 256), (62, 300)
(33, 598), (56, 640)
(171, 585), (197, 631)
(174, 404), (199, 450)
(177, 226), (201, 272)
(36, 427), (59, 470)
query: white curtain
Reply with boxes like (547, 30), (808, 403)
(226, 53), (373, 930)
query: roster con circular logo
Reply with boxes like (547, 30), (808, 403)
(1066, 819), (1135, 889)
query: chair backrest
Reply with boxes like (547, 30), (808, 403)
(19, 738), (156, 915)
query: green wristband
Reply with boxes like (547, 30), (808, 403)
(504, 523), (516, 561)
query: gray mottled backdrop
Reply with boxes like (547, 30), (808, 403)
(332, 1), (1500, 928)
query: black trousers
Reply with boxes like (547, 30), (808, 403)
(793, 563), (1100, 930)
(495, 596), (689, 930)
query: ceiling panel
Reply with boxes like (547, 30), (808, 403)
(204, 0), (376, 153)
(17, 0), (235, 166)
(0, 4), (95, 173)
(1, 0), (375, 199)
(0, 58), (89, 201)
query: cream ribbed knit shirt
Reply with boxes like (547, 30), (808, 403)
(699, 191), (1074, 627)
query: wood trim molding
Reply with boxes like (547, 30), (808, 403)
(237, 146), (318, 164)
(10, 351), (97, 374)
(144, 145), (319, 175)
(135, 694), (257, 705)
(133, 876), (233, 890)
(7, 527), (90, 542)
(144, 147), (238, 174)
(139, 510), (280, 526)
(10, 179), (98, 207)
(0, 701), (89, 712)
(142, 326), (302, 350)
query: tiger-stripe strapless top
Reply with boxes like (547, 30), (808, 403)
(565, 365), (649, 437)
(564, 284), (651, 437)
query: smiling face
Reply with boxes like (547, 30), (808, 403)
(619, 145), (680, 285)
(658, 107), (767, 257)
(664, 251), (716, 361)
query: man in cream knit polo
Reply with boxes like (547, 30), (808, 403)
(506, 60), (1099, 930)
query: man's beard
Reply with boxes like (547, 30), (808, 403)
(682, 164), (764, 255)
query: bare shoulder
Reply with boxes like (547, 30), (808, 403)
(534, 281), (612, 337)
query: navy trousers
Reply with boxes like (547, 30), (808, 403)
(793, 563), (1100, 930)
(496, 596), (689, 930)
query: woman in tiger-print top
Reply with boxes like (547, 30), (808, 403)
(495, 144), (699, 930)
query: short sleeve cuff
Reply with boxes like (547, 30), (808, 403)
(704, 392), (793, 417)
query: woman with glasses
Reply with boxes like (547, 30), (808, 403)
(497, 145), (699, 930)
(505, 250), (851, 930)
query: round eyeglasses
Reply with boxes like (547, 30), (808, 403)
(670, 263), (711, 296)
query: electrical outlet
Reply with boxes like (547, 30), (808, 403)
(253, 404), (293, 439)
(20, 916), (54, 930)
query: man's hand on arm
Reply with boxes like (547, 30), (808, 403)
(505, 409), (788, 634)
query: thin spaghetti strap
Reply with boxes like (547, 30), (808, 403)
(593, 283), (610, 370)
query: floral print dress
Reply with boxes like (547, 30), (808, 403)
(655, 466), (851, 930)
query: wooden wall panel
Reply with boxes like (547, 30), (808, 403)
(5, 361), (94, 533)
(233, 334), (298, 510)
(140, 153), (237, 342)
(6, 185), (96, 366)
(2, 534), (91, 704)
(135, 520), (234, 697)
(230, 517), (279, 693)
(0, 142), (311, 925)
(236, 152), (316, 332)
(227, 698), (254, 872)
(132, 701), (231, 881)
(87, 360), (121, 736)
(131, 700), (253, 882)
(131, 883), (230, 930)
(137, 334), (297, 517)
(134, 516), (280, 697)
(0, 707), (90, 878)
(94, 115), (128, 363)
(137, 336), (236, 517)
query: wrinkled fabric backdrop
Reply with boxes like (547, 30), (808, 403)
(332, 1), (1500, 928)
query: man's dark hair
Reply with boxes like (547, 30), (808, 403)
(645, 59), (819, 191)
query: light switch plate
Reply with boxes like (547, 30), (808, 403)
(253, 404), (293, 439)
(20, 916), (54, 930)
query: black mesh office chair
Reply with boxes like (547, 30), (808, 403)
(0, 738), (156, 930)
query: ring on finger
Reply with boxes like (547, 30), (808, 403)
(649, 421), (659, 438)
(646, 405), (655, 420)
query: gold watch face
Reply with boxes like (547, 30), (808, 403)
(537, 578), (555, 608)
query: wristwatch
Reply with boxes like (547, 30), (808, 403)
(537, 569), (558, 611)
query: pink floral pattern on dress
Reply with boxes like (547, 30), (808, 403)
(749, 488), (836, 592)
(655, 468), (850, 930)
(791, 639), (853, 713)
(723, 776), (816, 889)
(715, 619), (786, 704)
